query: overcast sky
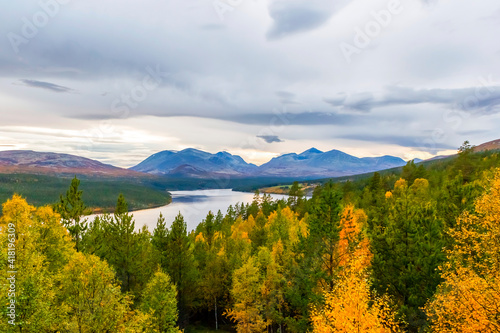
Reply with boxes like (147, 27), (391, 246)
(1, 0), (499, 167)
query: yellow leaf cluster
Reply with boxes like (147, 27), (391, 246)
(425, 169), (500, 332)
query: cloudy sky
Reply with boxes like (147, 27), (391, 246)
(1, 0), (499, 167)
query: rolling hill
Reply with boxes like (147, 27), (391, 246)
(0, 150), (143, 177)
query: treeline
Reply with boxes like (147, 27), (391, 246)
(1, 142), (500, 332)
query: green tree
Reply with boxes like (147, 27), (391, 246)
(104, 194), (141, 294)
(288, 181), (304, 211)
(453, 140), (477, 182)
(80, 214), (108, 256)
(401, 160), (426, 186)
(54, 176), (89, 251)
(164, 213), (198, 327)
(58, 252), (132, 332)
(141, 270), (180, 333)
(306, 181), (343, 291)
(152, 212), (169, 267)
(371, 178), (445, 331)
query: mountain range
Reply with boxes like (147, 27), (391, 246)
(130, 147), (407, 179)
(3, 139), (498, 180)
(130, 149), (258, 177)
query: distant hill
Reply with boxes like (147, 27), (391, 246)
(130, 149), (258, 177)
(474, 139), (500, 152)
(0, 150), (142, 177)
(132, 147), (407, 179)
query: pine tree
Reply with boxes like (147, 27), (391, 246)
(371, 178), (445, 331)
(307, 181), (343, 291)
(164, 213), (198, 327)
(54, 176), (89, 251)
(152, 212), (169, 267)
(104, 194), (141, 293)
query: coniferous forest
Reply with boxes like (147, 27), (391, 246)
(1, 143), (500, 333)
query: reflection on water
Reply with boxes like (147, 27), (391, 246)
(89, 189), (288, 232)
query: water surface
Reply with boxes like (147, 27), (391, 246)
(90, 189), (288, 232)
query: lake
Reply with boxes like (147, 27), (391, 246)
(89, 189), (288, 232)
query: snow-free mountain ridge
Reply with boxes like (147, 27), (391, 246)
(131, 148), (408, 179)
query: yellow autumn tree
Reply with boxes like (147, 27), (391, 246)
(425, 169), (500, 332)
(0, 195), (72, 332)
(58, 251), (133, 332)
(225, 256), (266, 333)
(311, 205), (401, 333)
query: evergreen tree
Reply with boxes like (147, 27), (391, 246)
(307, 181), (343, 291)
(371, 178), (445, 331)
(164, 213), (198, 327)
(105, 194), (141, 294)
(54, 176), (89, 251)
(152, 212), (169, 267)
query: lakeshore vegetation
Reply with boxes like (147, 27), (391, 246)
(1, 142), (500, 332)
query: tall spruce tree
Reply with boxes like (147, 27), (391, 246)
(54, 176), (89, 251)
(371, 178), (445, 331)
(164, 213), (198, 327)
(105, 194), (141, 293)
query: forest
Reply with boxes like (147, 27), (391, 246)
(1, 142), (500, 332)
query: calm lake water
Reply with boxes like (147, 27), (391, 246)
(90, 189), (288, 232)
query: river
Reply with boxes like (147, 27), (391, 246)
(89, 189), (289, 232)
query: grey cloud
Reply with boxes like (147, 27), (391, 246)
(257, 135), (283, 143)
(266, 0), (349, 40)
(456, 129), (491, 136)
(276, 91), (295, 99)
(70, 110), (365, 126)
(17, 79), (75, 93)
(221, 111), (365, 126)
(325, 86), (500, 114)
(275, 91), (300, 105)
(338, 134), (456, 151)
(200, 24), (225, 31)
(1, 0), (498, 165)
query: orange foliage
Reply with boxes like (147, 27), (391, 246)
(312, 205), (400, 333)
(425, 169), (500, 332)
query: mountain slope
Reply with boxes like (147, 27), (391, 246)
(474, 139), (500, 152)
(0, 150), (142, 177)
(258, 148), (406, 178)
(132, 147), (407, 179)
(130, 149), (258, 177)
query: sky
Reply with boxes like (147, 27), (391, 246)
(1, 0), (499, 167)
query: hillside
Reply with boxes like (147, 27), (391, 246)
(0, 173), (171, 214)
(474, 138), (500, 152)
(0, 150), (143, 177)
